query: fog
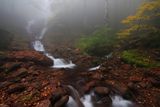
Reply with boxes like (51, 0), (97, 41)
(0, 0), (145, 37)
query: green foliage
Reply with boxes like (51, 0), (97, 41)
(0, 29), (13, 50)
(76, 26), (117, 57)
(121, 50), (160, 67)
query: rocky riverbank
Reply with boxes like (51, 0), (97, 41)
(0, 50), (160, 107)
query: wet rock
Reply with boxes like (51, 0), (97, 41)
(55, 87), (67, 96)
(0, 81), (12, 89)
(12, 68), (28, 78)
(7, 84), (26, 94)
(54, 95), (69, 107)
(121, 64), (131, 70)
(138, 81), (152, 89)
(94, 87), (110, 96)
(150, 78), (160, 88)
(0, 76), (6, 82)
(0, 104), (9, 107)
(92, 72), (103, 80)
(105, 80), (134, 100)
(50, 93), (62, 106)
(129, 76), (143, 82)
(84, 81), (96, 93)
(4, 62), (21, 73)
(36, 100), (51, 107)
(9, 51), (53, 66)
(155, 94), (160, 107)
(98, 96), (112, 106)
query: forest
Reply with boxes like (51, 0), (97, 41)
(0, 0), (160, 107)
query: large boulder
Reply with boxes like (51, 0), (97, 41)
(7, 84), (26, 94)
(3, 62), (21, 73)
(9, 51), (53, 66)
(94, 87), (110, 96)
(54, 95), (69, 107)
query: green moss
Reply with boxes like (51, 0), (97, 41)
(121, 50), (160, 67)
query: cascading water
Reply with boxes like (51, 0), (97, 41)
(31, 37), (76, 69)
(26, 0), (76, 69)
(89, 65), (101, 71)
(33, 40), (45, 52)
(111, 95), (133, 107)
(26, 0), (134, 106)
(66, 85), (134, 107)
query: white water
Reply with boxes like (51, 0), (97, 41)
(81, 95), (93, 107)
(45, 53), (76, 69)
(26, 0), (76, 69)
(111, 95), (133, 107)
(32, 40), (76, 69)
(67, 92), (133, 107)
(33, 40), (45, 52)
(89, 65), (101, 71)
(67, 95), (93, 107)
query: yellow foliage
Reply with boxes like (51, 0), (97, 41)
(121, 0), (160, 25)
(118, 0), (160, 38)
(118, 24), (159, 38)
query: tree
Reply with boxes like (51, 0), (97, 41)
(118, 0), (160, 39)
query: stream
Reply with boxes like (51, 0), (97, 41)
(32, 40), (76, 69)
(32, 38), (134, 107)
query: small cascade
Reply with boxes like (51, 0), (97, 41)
(111, 95), (133, 107)
(81, 94), (93, 107)
(66, 85), (134, 107)
(45, 53), (76, 69)
(33, 40), (45, 52)
(32, 40), (76, 69)
(89, 65), (100, 71)
(66, 85), (94, 107)
(66, 85), (85, 107)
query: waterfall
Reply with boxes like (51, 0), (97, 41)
(31, 40), (76, 69)
(26, 0), (76, 69)
(39, 27), (47, 40)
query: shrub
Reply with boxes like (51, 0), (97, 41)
(76, 26), (117, 57)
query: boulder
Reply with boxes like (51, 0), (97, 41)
(54, 95), (69, 107)
(0, 104), (9, 107)
(11, 68), (28, 78)
(50, 93), (62, 106)
(150, 78), (160, 88)
(129, 75), (143, 82)
(94, 87), (110, 96)
(92, 72), (103, 80)
(7, 84), (26, 94)
(9, 51), (53, 66)
(4, 62), (21, 73)
(83, 81), (96, 93)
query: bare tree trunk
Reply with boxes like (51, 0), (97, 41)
(105, 0), (109, 26)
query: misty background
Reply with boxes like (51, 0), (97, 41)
(0, 0), (145, 41)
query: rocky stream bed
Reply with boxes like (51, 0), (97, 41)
(0, 49), (160, 107)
